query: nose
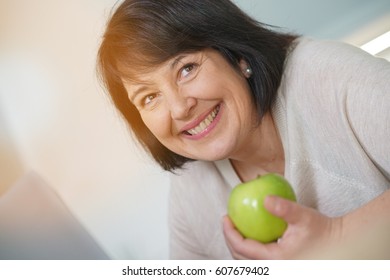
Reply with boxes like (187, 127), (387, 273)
(166, 89), (197, 120)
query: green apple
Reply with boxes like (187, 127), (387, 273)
(228, 173), (296, 243)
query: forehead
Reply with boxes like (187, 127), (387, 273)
(119, 54), (186, 93)
(120, 50), (202, 84)
(125, 48), (231, 77)
(121, 48), (237, 95)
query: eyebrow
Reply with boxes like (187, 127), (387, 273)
(128, 54), (189, 102)
(170, 55), (187, 70)
(128, 85), (148, 103)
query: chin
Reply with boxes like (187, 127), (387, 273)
(178, 139), (235, 161)
(192, 149), (232, 162)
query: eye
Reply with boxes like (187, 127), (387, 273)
(179, 63), (197, 80)
(142, 93), (158, 106)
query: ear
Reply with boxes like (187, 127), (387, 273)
(239, 59), (252, 78)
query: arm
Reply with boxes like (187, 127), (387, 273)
(344, 189), (390, 232)
(168, 173), (209, 260)
(223, 190), (390, 259)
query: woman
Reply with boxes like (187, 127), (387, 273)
(97, 0), (390, 259)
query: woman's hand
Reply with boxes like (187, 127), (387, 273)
(222, 195), (343, 259)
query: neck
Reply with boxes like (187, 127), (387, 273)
(230, 112), (285, 182)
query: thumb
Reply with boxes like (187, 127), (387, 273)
(264, 195), (309, 225)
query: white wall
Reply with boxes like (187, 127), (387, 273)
(0, 0), (389, 260)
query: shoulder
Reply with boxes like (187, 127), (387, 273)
(169, 160), (219, 187)
(289, 37), (366, 62)
(169, 160), (220, 201)
(168, 160), (233, 259)
(168, 160), (231, 207)
(280, 37), (389, 105)
(286, 37), (389, 77)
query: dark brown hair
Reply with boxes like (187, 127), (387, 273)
(97, 0), (298, 171)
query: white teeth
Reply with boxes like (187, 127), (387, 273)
(186, 105), (219, 136)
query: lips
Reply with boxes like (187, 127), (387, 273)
(181, 104), (221, 137)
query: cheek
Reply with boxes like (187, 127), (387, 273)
(198, 67), (249, 100)
(193, 69), (227, 97)
(140, 110), (170, 139)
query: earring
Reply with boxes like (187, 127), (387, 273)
(245, 67), (253, 77)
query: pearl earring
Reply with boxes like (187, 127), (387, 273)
(245, 67), (253, 77)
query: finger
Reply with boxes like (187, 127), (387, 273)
(264, 195), (312, 225)
(222, 216), (246, 257)
(222, 216), (247, 259)
(222, 216), (279, 259)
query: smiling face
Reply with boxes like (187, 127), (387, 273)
(123, 48), (259, 161)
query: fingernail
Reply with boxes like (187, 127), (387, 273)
(265, 195), (281, 212)
(265, 195), (277, 205)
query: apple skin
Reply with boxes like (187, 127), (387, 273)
(228, 173), (296, 243)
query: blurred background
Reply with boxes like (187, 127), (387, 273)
(0, 0), (389, 259)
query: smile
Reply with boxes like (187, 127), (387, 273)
(184, 105), (221, 136)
